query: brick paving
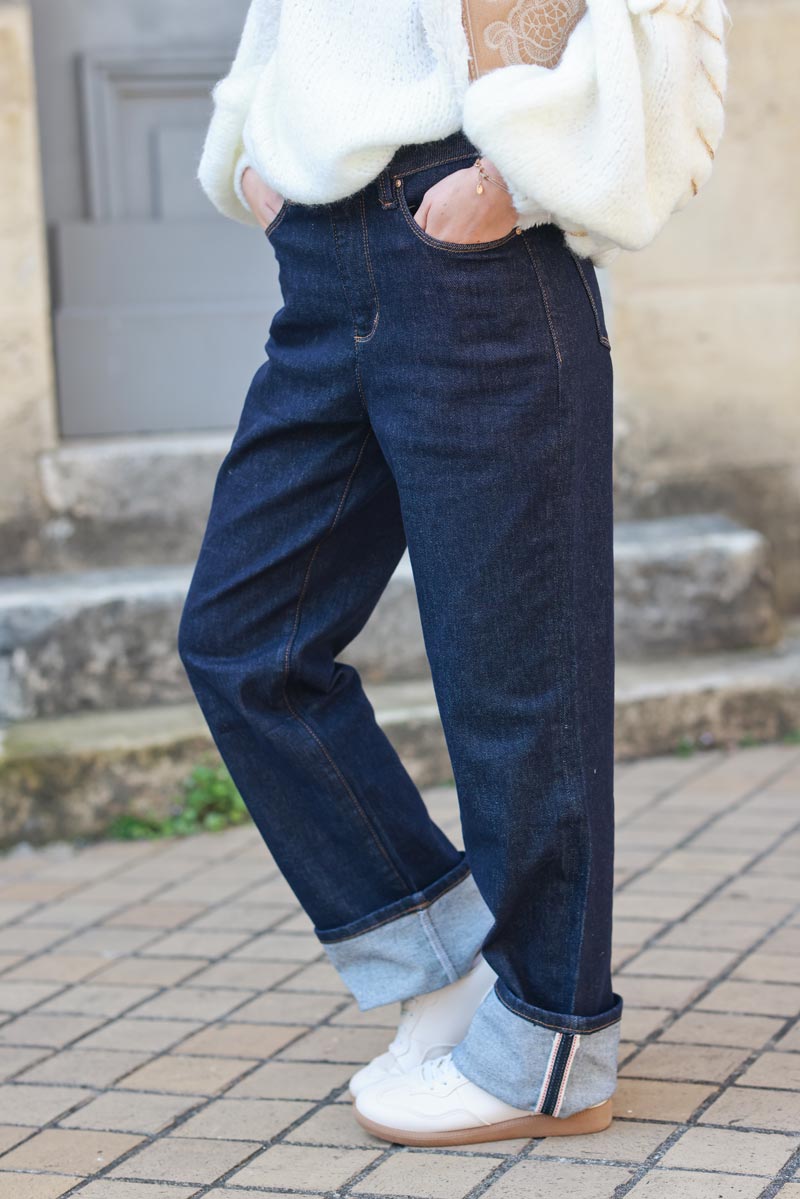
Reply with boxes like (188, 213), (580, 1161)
(0, 745), (797, 1198)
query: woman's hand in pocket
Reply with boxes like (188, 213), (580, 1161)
(415, 158), (519, 244)
(241, 166), (284, 231)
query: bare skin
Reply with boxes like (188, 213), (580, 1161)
(241, 169), (285, 231)
(240, 157), (519, 242)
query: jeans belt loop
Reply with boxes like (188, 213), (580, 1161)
(377, 164), (399, 210)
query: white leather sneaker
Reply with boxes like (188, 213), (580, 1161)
(348, 956), (496, 1099)
(353, 1052), (613, 1146)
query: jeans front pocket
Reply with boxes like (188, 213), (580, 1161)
(396, 170), (521, 256)
(568, 250), (611, 348)
(264, 199), (290, 241)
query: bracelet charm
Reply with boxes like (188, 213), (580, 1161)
(474, 157), (512, 196)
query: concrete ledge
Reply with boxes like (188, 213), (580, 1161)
(2, 637), (798, 846)
(39, 433), (229, 523)
(0, 566), (193, 720)
(615, 632), (800, 759)
(0, 515), (783, 720)
(614, 515), (780, 657)
(24, 434), (230, 574)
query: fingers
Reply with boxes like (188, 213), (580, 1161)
(241, 166), (284, 231)
(415, 195), (431, 230)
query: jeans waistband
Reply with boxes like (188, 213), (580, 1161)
(384, 130), (479, 180)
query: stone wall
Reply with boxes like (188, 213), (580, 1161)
(0, 0), (797, 613)
(0, 0), (56, 567)
(610, 0), (800, 610)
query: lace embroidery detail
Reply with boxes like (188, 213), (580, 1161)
(483, 0), (587, 70)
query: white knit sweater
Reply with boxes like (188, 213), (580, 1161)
(198, 0), (729, 264)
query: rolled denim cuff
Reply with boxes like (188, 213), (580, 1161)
(452, 981), (623, 1116)
(316, 861), (493, 1010)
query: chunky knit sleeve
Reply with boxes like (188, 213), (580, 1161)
(197, 0), (281, 225)
(461, 0), (729, 263)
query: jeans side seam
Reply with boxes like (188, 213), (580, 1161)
(522, 231), (597, 1017)
(522, 232), (593, 1016)
(535, 1031), (562, 1113)
(553, 1033), (581, 1116)
(559, 310), (596, 1018)
(418, 908), (459, 985)
(539, 1030), (579, 1115)
(280, 429), (412, 892)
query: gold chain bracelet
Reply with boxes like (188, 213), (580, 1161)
(474, 156), (512, 196)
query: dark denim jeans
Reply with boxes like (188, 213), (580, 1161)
(180, 131), (622, 1114)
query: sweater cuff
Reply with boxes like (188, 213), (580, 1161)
(233, 151), (255, 215)
(508, 187), (551, 233)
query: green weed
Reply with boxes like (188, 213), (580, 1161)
(107, 764), (249, 840)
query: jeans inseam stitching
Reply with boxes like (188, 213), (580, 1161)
(280, 430), (410, 892)
(493, 984), (622, 1034)
(318, 863), (473, 944)
(354, 192), (380, 344)
(418, 908), (460, 984)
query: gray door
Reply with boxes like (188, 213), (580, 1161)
(30, 0), (282, 437)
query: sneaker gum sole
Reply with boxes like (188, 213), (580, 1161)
(354, 1096), (613, 1147)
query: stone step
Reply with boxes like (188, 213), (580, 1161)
(1, 633), (798, 846)
(0, 515), (781, 722)
(23, 436), (799, 622)
(0, 566), (193, 722)
(613, 515), (780, 658)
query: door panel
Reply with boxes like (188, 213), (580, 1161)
(30, 0), (280, 437)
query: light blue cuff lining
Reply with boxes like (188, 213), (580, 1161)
(320, 871), (493, 1010)
(453, 985), (621, 1115)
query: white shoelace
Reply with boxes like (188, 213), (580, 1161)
(419, 1054), (464, 1087)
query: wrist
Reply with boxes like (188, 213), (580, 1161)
(473, 156), (522, 224)
(474, 156), (507, 190)
(477, 156), (501, 181)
